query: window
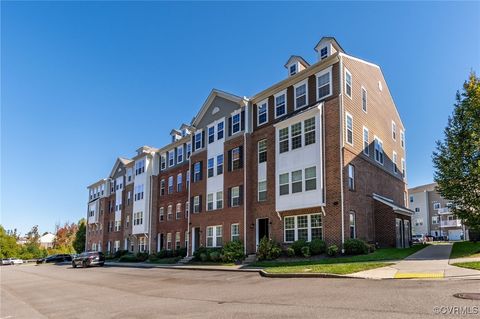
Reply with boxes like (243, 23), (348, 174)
(232, 147), (241, 170)
(291, 170), (302, 193)
(349, 212), (356, 239)
(346, 113), (353, 145)
(374, 137), (384, 164)
(279, 127), (289, 153)
(138, 237), (146, 252)
(175, 232), (181, 250)
(167, 233), (172, 250)
(114, 220), (121, 231)
(258, 140), (267, 163)
(231, 186), (240, 207)
(135, 160), (145, 175)
(231, 224), (240, 241)
(217, 155), (223, 175)
(392, 121), (397, 141)
(284, 214), (322, 242)
(316, 69), (331, 100)
(409, 195), (414, 203)
(193, 196), (200, 213)
(291, 122), (302, 150)
(348, 164), (355, 191)
(432, 216), (440, 224)
(134, 184), (144, 201)
(207, 158), (214, 178)
(294, 82), (307, 109)
(127, 191), (132, 205)
(127, 169), (133, 182)
(304, 117), (316, 146)
(433, 202), (441, 210)
(177, 146), (184, 163)
(167, 205), (173, 221)
(208, 126), (215, 144)
(257, 100), (268, 125)
(217, 121), (224, 140)
(320, 47), (328, 59)
(206, 225), (223, 247)
(168, 151), (175, 167)
(194, 162), (201, 182)
(216, 191), (223, 209)
(194, 132), (202, 150)
(177, 173), (183, 192)
(258, 180), (267, 201)
(363, 127), (369, 156)
(305, 166), (317, 191)
(393, 152), (398, 173)
(159, 207), (164, 222)
(232, 113), (241, 134)
(207, 193), (214, 211)
(186, 143), (192, 159)
(176, 203), (181, 219)
(345, 69), (352, 98)
(362, 87), (367, 112)
(133, 211), (143, 225)
(215, 226), (223, 247)
(168, 176), (174, 194)
(400, 130), (405, 149)
(279, 173), (289, 195)
(415, 208), (420, 213)
(160, 179), (165, 196)
(275, 92), (286, 118)
(401, 158), (406, 178)
(289, 64), (297, 76)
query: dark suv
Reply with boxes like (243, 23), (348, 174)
(72, 252), (105, 268)
(36, 254), (72, 264)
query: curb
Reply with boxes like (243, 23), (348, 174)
(105, 262), (260, 273)
(258, 269), (359, 279)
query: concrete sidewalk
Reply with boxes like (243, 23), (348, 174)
(105, 261), (260, 272)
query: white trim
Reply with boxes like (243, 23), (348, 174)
(361, 86), (367, 113)
(274, 89), (287, 119)
(283, 213), (323, 243)
(256, 98), (269, 127)
(315, 66), (333, 101)
(373, 135), (384, 165)
(338, 52), (380, 69)
(344, 68), (352, 99)
(294, 78), (309, 110)
(400, 130), (405, 149)
(345, 112), (353, 146)
(372, 193), (413, 216)
(362, 126), (369, 156)
(392, 120), (397, 141)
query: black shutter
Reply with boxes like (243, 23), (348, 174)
(190, 197), (194, 212)
(239, 185), (244, 206)
(199, 195), (202, 213)
(174, 148), (177, 166)
(227, 149), (232, 171)
(241, 110), (245, 131)
(201, 131), (205, 148)
(239, 145), (244, 169)
(227, 188), (232, 207)
(228, 117), (232, 136)
(191, 163), (195, 181)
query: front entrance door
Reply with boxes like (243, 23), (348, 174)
(395, 218), (403, 248)
(159, 234), (164, 251)
(257, 218), (269, 249)
(193, 227), (201, 252)
(403, 220), (410, 248)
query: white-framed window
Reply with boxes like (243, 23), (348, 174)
(415, 208), (420, 213)
(348, 164), (355, 191)
(258, 139), (267, 163)
(432, 216), (440, 224)
(207, 193), (214, 211)
(279, 173), (289, 196)
(361, 87), (367, 112)
(135, 159), (145, 175)
(134, 184), (144, 201)
(393, 151), (398, 174)
(206, 225), (223, 247)
(374, 136), (384, 165)
(401, 158), (406, 178)
(175, 232), (181, 250)
(345, 69), (352, 98)
(133, 211), (143, 225)
(274, 91), (286, 118)
(284, 213), (322, 243)
(316, 67), (332, 100)
(168, 151), (175, 167)
(208, 125), (215, 144)
(177, 173), (183, 192)
(409, 195), (414, 203)
(168, 176), (174, 194)
(305, 166), (317, 191)
(138, 237), (146, 252)
(167, 205), (173, 220)
(232, 112), (241, 134)
(349, 211), (356, 239)
(257, 99), (268, 126)
(400, 130), (405, 149)
(217, 154), (223, 175)
(291, 122), (302, 150)
(159, 207), (164, 222)
(433, 202), (441, 210)
(231, 224), (240, 241)
(291, 170), (302, 193)
(279, 127), (289, 153)
(289, 63), (297, 76)
(231, 186), (240, 207)
(194, 131), (202, 150)
(304, 117), (316, 146)
(363, 127), (369, 156)
(232, 147), (241, 170)
(207, 158), (214, 178)
(320, 46), (328, 59)
(217, 121), (224, 140)
(186, 143), (192, 158)
(346, 113), (353, 146)
(392, 121), (397, 141)
(176, 147), (183, 164)
(114, 220), (121, 232)
(216, 191), (223, 209)
(194, 162), (201, 182)
(258, 180), (267, 202)
(176, 203), (182, 219)
(193, 196), (200, 213)
(294, 80), (308, 109)
(167, 233), (172, 250)
(160, 179), (165, 196)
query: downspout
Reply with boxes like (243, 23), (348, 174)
(187, 140), (192, 257)
(243, 99), (249, 255)
(148, 155), (153, 254)
(339, 55), (345, 253)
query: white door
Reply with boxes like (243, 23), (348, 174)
(448, 229), (463, 241)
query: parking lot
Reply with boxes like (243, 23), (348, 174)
(1, 263), (479, 318)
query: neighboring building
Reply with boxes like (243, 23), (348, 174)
(408, 183), (465, 240)
(39, 233), (55, 249)
(86, 37), (412, 256)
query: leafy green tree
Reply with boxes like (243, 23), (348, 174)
(433, 72), (480, 234)
(73, 219), (86, 253)
(0, 225), (20, 258)
(19, 225), (46, 259)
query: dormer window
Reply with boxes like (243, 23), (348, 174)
(320, 47), (328, 60)
(289, 64), (297, 76)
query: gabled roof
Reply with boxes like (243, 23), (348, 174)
(314, 36), (345, 54)
(373, 193), (413, 216)
(284, 55), (310, 68)
(191, 89), (246, 127)
(87, 178), (108, 189)
(109, 157), (132, 178)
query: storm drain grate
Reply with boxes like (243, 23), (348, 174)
(453, 293), (480, 300)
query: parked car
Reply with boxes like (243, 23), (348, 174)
(412, 234), (426, 244)
(72, 252), (105, 268)
(2, 258), (23, 265)
(36, 254), (72, 264)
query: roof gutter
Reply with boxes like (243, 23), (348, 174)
(339, 55), (345, 253)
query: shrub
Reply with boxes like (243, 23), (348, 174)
(136, 252), (149, 262)
(156, 250), (174, 259)
(309, 239), (326, 255)
(176, 247), (187, 258)
(301, 246), (311, 258)
(343, 239), (369, 255)
(221, 240), (244, 263)
(199, 253), (208, 262)
(209, 251), (221, 262)
(285, 247), (295, 257)
(291, 240), (308, 256)
(119, 254), (139, 262)
(193, 247), (208, 261)
(327, 245), (339, 257)
(367, 244), (376, 253)
(113, 250), (128, 259)
(257, 237), (282, 261)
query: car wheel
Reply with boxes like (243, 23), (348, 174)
(72, 262), (77, 268)
(99, 262), (104, 267)
(82, 261), (88, 268)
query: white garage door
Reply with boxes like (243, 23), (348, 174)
(448, 229), (463, 241)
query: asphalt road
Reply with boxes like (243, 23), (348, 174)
(1, 264), (479, 319)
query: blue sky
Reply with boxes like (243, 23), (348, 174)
(1, 1), (479, 235)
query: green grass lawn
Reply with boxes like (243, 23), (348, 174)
(264, 262), (394, 275)
(450, 241), (480, 259)
(187, 261), (236, 266)
(251, 244), (427, 268)
(147, 257), (181, 264)
(452, 261), (480, 271)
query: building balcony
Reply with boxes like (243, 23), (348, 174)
(440, 219), (462, 228)
(437, 207), (452, 215)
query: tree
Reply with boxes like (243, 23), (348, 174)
(53, 222), (78, 254)
(433, 72), (480, 235)
(20, 225), (46, 259)
(73, 219), (86, 253)
(0, 225), (20, 258)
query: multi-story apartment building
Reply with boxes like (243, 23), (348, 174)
(409, 183), (465, 240)
(86, 37), (412, 256)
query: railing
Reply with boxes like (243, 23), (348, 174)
(440, 219), (462, 227)
(437, 207), (452, 214)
